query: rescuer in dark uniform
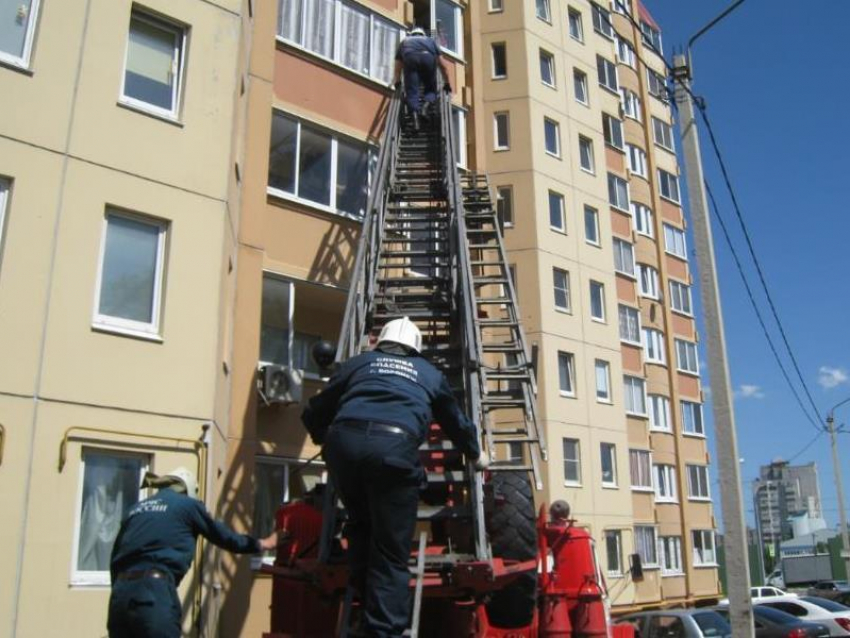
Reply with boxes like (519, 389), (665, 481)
(392, 27), (452, 131)
(302, 317), (488, 638)
(107, 467), (278, 638)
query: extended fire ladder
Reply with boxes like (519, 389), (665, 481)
(326, 85), (547, 633)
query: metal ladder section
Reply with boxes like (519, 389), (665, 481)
(457, 173), (548, 489)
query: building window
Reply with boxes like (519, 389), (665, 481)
(596, 55), (618, 92)
(618, 304), (640, 344)
(568, 7), (584, 41)
(653, 117), (675, 151)
(491, 42), (507, 78)
(579, 136), (595, 173)
(94, 211), (167, 337)
(675, 339), (699, 374)
(563, 438), (581, 484)
(631, 202), (653, 237)
(658, 169), (681, 203)
(664, 223), (687, 258)
(590, 281), (606, 322)
(624, 375), (646, 416)
(634, 525), (658, 567)
(647, 68), (667, 101)
(654, 464), (677, 502)
(595, 359), (611, 402)
(539, 49), (555, 87)
(648, 394), (671, 432)
(637, 264), (659, 299)
(0, 178), (8, 251)
(451, 106), (468, 168)
(544, 118), (561, 157)
(612, 0), (632, 15)
(605, 530), (623, 576)
(0, 0), (40, 68)
(72, 449), (147, 585)
(602, 113), (624, 151)
(591, 3), (613, 39)
(584, 206), (600, 246)
(692, 530), (717, 566)
(558, 351), (576, 397)
(573, 68), (589, 105)
(669, 280), (693, 315)
(253, 456), (326, 544)
(660, 536), (683, 575)
(681, 400), (705, 436)
(626, 144), (647, 178)
(488, 0), (504, 12)
(629, 449), (652, 490)
(613, 239), (635, 277)
(260, 275), (323, 374)
(536, 0), (551, 22)
(621, 89), (641, 121)
(121, 10), (186, 119)
(496, 186), (514, 228)
(553, 267), (571, 311)
(268, 111), (370, 218)
(687, 465), (711, 500)
(434, 0), (464, 58)
(616, 36), (636, 67)
(494, 112), (510, 150)
(601, 443), (617, 487)
(643, 329), (666, 365)
(548, 190), (565, 231)
(607, 173), (629, 211)
(640, 19), (662, 53)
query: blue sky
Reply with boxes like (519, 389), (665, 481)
(643, 1), (850, 530)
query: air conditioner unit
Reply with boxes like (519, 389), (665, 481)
(259, 364), (303, 405)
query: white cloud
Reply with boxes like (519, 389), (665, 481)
(818, 366), (849, 390)
(735, 384), (765, 400)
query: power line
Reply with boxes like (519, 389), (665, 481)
(787, 430), (825, 463)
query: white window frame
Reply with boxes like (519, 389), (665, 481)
(659, 536), (683, 576)
(70, 448), (149, 586)
(640, 19), (662, 54)
(600, 442), (618, 487)
(605, 530), (623, 576)
(568, 7), (584, 42)
(0, 0), (41, 68)
(491, 42), (507, 79)
(590, 280), (606, 322)
(0, 178), (9, 252)
(692, 530), (717, 566)
(669, 280), (693, 316)
(629, 449), (653, 491)
(579, 135), (595, 173)
(584, 205), (600, 246)
(681, 400), (705, 437)
(637, 263), (660, 299)
(432, 0), (464, 60)
(658, 169), (681, 204)
(652, 116), (675, 151)
(618, 304), (640, 345)
(620, 88), (642, 122)
(544, 117), (561, 157)
(596, 55), (618, 93)
(494, 111), (510, 150)
(563, 437), (581, 485)
(591, 2), (614, 39)
(536, 0), (552, 23)
(92, 210), (168, 339)
(654, 464), (677, 503)
(558, 351), (577, 397)
(626, 144), (647, 178)
(624, 374), (647, 416)
(611, 0), (631, 15)
(675, 339), (699, 375)
(595, 359), (611, 403)
(548, 190), (566, 232)
(613, 238), (635, 277)
(573, 68), (589, 105)
(648, 394), (671, 432)
(631, 202), (653, 237)
(664, 223), (687, 258)
(602, 113), (624, 151)
(553, 267), (571, 312)
(496, 185), (514, 228)
(647, 68), (667, 101)
(635, 525), (659, 567)
(687, 464), (711, 501)
(539, 49), (555, 87)
(642, 328), (666, 365)
(607, 173), (629, 212)
(488, 0), (504, 13)
(615, 35), (636, 68)
(119, 10), (187, 121)
(451, 106), (468, 168)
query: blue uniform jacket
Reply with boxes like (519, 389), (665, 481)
(395, 34), (440, 61)
(302, 350), (481, 458)
(110, 487), (259, 585)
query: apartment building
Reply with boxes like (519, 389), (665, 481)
(753, 459), (823, 551)
(0, 0), (248, 635)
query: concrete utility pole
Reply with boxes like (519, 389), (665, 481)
(672, 51), (754, 637)
(827, 399), (850, 578)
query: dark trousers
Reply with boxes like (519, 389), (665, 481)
(402, 53), (437, 114)
(107, 576), (181, 638)
(322, 422), (423, 638)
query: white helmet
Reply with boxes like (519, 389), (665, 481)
(377, 317), (422, 353)
(409, 26), (426, 36)
(164, 467), (198, 498)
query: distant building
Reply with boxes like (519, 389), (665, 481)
(753, 460), (823, 552)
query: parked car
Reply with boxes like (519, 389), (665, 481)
(618, 609), (731, 637)
(808, 582), (850, 605)
(759, 596), (850, 636)
(719, 586), (796, 605)
(716, 605), (830, 637)
(767, 569), (787, 589)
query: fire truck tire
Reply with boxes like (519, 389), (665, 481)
(486, 471), (537, 628)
